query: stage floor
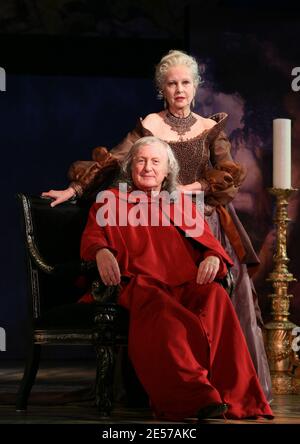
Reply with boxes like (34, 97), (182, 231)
(1, 361), (300, 424)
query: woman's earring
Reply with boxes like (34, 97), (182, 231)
(164, 99), (167, 109)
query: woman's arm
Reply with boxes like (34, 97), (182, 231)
(41, 125), (142, 206)
(41, 187), (76, 207)
(67, 121), (146, 200)
(203, 130), (247, 206)
(42, 147), (119, 206)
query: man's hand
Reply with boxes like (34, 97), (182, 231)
(41, 187), (75, 207)
(96, 248), (121, 286)
(197, 256), (220, 284)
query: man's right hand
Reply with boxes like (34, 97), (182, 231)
(41, 187), (76, 207)
(96, 248), (121, 286)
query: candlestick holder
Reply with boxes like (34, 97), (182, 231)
(265, 187), (300, 394)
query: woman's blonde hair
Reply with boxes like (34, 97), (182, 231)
(155, 49), (201, 97)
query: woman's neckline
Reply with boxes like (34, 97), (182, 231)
(138, 112), (226, 144)
(141, 124), (211, 144)
(162, 128), (210, 144)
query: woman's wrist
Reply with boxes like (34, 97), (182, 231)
(69, 182), (83, 198)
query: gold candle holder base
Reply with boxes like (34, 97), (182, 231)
(265, 188), (299, 394)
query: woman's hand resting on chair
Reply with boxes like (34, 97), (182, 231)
(41, 187), (76, 207)
(197, 256), (220, 285)
(96, 248), (121, 286)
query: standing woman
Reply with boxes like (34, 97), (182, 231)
(42, 50), (272, 401)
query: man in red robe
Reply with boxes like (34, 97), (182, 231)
(80, 136), (273, 421)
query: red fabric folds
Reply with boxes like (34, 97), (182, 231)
(80, 188), (273, 420)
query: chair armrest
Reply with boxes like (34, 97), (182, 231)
(216, 270), (235, 298)
(18, 193), (94, 278)
(91, 279), (120, 304)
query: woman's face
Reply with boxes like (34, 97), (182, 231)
(163, 65), (195, 112)
(131, 144), (168, 192)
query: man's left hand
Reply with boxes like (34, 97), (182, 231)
(197, 256), (220, 284)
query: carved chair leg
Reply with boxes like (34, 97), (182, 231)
(16, 343), (41, 411)
(94, 344), (116, 416)
(93, 302), (120, 416)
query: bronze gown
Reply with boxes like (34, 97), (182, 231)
(69, 112), (272, 402)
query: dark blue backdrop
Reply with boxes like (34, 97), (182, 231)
(0, 73), (159, 359)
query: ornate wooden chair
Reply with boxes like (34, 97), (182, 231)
(16, 193), (129, 416)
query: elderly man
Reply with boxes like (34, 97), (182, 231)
(81, 136), (273, 421)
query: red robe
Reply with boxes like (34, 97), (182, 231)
(81, 188), (273, 420)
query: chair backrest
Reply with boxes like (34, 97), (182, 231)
(17, 194), (91, 319)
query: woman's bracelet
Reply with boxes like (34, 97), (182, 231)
(69, 182), (83, 199)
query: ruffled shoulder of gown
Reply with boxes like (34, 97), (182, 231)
(135, 117), (154, 137)
(205, 112), (229, 141)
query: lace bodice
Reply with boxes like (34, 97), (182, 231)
(168, 134), (210, 185)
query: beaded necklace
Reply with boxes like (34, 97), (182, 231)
(163, 110), (197, 141)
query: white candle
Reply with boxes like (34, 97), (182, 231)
(273, 119), (291, 189)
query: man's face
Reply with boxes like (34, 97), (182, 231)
(131, 144), (168, 192)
